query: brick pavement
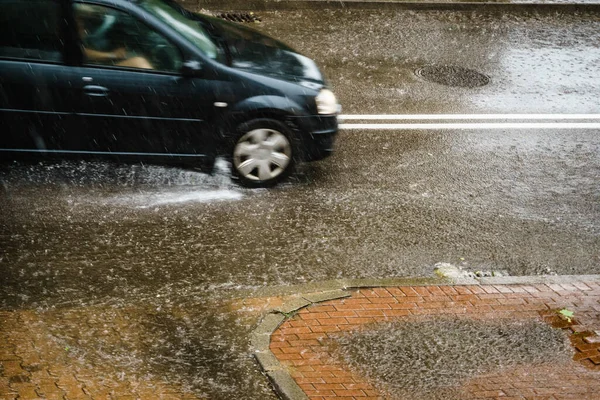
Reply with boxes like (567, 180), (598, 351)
(2, 281), (600, 399)
(269, 283), (600, 399)
(0, 307), (203, 400)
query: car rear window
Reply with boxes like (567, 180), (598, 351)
(0, 0), (63, 62)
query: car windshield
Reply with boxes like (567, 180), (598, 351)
(139, 0), (219, 59)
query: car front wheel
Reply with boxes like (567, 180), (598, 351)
(231, 119), (296, 187)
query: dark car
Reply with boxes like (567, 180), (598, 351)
(0, 0), (339, 187)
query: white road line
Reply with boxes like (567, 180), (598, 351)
(339, 122), (600, 130)
(339, 114), (600, 121)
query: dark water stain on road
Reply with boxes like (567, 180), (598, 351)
(331, 317), (571, 399)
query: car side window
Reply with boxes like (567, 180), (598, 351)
(74, 3), (183, 73)
(0, 0), (63, 62)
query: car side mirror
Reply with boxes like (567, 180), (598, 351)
(181, 60), (203, 77)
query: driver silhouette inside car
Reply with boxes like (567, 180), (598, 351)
(75, 5), (153, 70)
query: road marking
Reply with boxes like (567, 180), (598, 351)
(339, 122), (600, 130)
(339, 114), (600, 120)
(338, 114), (600, 129)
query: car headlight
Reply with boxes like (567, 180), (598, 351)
(316, 89), (339, 115)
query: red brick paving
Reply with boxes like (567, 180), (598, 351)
(270, 283), (600, 399)
(0, 308), (203, 400)
(2, 283), (600, 399)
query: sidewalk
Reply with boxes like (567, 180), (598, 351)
(251, 276), (600, 399)
(1, 276), (599, 399)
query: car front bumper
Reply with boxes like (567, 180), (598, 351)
(290, 115), (338, 161)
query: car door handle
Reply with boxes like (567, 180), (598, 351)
(83, 85), (109, 97)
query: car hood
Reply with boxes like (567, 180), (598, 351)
(199, 15), (325, 86)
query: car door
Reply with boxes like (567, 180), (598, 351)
(0, 0), (77, 157)
(70, 2), (223, 164)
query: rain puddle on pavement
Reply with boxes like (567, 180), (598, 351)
(100, 159), (246, 209)
(330, 317), (571, 399)
(0, 159), (247, 209)
(1, 297), (278, 400)
(110, 187), (243, 209)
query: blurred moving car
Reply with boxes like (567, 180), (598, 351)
(0, 0), (339, 187)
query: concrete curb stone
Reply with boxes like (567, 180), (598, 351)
(256, 313), (287, 334)
(266, 370), (309, 400)
(255, 350), (285, 372)
(302, 289), (351, 303)
(251, 274), (600, 400)
(252, 313), (286, 352)
(479, 274), (600, 285)
(244, 276), (452, 299)
(273, 297), (312, 314)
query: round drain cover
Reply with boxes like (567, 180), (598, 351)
(416, 65), (489, 88)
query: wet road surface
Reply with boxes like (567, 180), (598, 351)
(2, 127), (599, 307)
(1, 8), (599, 399)
(255, 9), (600, 114)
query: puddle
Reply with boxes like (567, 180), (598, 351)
(331, 317), (571, 399)
(0, 158), (233, 188)
(3, 300), (278, 400)
(0, 159), (248, 209)
(109, 188), (244, 208)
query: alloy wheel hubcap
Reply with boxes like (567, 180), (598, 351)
(233, 128), (292, 181)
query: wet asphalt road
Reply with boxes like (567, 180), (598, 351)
(257, 9), (600, 114)
(1, 8), (599, 399)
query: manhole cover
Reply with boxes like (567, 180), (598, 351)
(216, 12), (261, 23)
(416, 65), (489, 88)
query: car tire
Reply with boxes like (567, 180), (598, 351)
(231, 119), (296, 188)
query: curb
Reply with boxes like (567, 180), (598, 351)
(251, 289), (351, 400)
(193, 0), (600, 12)
(250, 274), (600, 400)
